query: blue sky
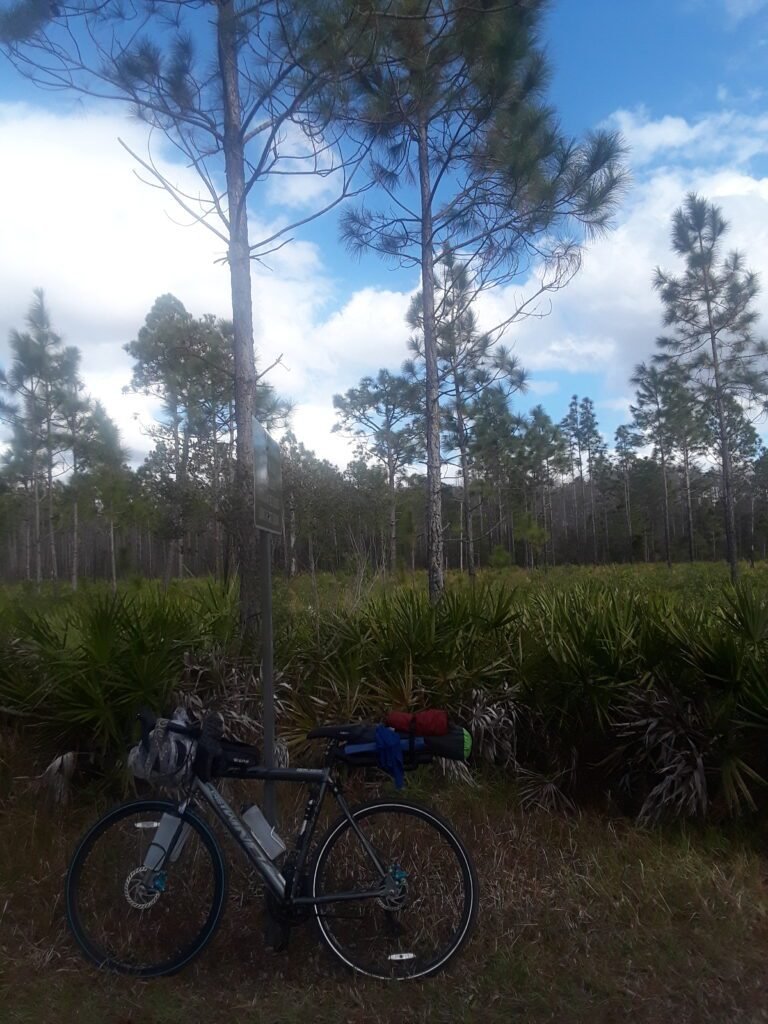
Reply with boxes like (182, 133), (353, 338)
(1, 0), (767, 466)
(547, 0), (767, 133)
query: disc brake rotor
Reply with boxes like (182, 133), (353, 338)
(124, 866), (163, 910)
(376, 866), (409, 911)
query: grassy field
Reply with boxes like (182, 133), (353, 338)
(2, 564), (768, 1021)
(2, 728), (768, 1024)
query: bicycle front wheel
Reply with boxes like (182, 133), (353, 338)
(311, 799), (478, 980)
(65, 798), (227, 977)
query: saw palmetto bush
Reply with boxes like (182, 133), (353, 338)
(279, 575), (768, 822)
(2, 567), (768, 822)
(0, 584), (241, 759)
(613, 585), (768, 821)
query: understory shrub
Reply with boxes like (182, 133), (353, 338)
(2, 567), (768, 822)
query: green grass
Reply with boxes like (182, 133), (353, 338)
(1, 731), (767, 1024)
(4, 564), (768, 1019)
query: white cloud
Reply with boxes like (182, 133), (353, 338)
(312, 287), (414, 374)
(527, 378), (560, 396)
(609, 106), (768, 167)
(81, 371), (161, 461)
(286, 403), (357, 466)
(724, 0), (768, 20)
(263, 123), (343, 211)
(0, 102), (378, 467)
(2, 100), (768, 472)
(481, 161), (768, 396)
(598, 396), (634, 415)
(470, 114), (761, 387)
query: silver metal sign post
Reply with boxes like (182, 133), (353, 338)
(259, 528), (275, 824)
(252, 418), (282, 828)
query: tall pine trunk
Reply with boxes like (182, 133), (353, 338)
(497, 487), (504, 548)
(701, 248), (738, 582)
(545, 462), (555, 566)
(212, 433), (223, 579)
(178, 420), (190, 579)
(589, 469), (598, 563)
(458, 498), (464, 573)
(218, 0), (261, 640)
(623, 464), (633, 562)
(458, 441), (475, 578)
(388, 461), (397, 574)
(44, 404), (58, 581)
(683, 446), (695, 562)
(24, 514), (31, 582)
(288, 490), (297, 577)
(509, 502), (516, 564)
(452, 347), (475, 577)
(660, 446), (672, 568)
(418, 121), (443, 603)
(577, 447), (586, 560)
(33, 462), (42, 586)
(71, 495), (79, 590)
(109, 513), (117, 593)
(47, 471), (57, 580)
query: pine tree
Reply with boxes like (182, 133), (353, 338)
(520, 406), (566, 567)
(125, 295), (288, 581)
(470, 387), (525, 563)
(577, 397), (605, 563)
(339, 1), (626, 599)
(654, 193), (768, 582)
(614, 424), (641, 562)
(333, 369), (422, 573)
(662, 366), (712, 563)
(0, 290), (82, 582)
(407, 255), (527, 577)
(631, 363), (675, 568)
(1, 0), (365, 635)
(560, 396), (585, 552)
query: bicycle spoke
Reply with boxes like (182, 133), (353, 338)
(312, 802), (477, 980)
(66, 802), (225, 976)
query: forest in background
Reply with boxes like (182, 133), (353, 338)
(1, 214), (766, 590)
(0, 2), (764, 595)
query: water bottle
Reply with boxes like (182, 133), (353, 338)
(241, 803), (286, 860)
(142, 813), (191, 871)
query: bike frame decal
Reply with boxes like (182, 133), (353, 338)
(193, 774), (390, 908)
(195, 780), (287, 898)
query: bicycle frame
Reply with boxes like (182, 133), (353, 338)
(185, 766), (390, 908)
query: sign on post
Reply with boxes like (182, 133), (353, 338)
(252, 417), (282, 535)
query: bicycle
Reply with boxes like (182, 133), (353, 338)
(65, 709), (479, 981)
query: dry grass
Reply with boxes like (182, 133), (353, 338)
(2, 731), (768, 1024)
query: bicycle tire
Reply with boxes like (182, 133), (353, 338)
(311, 799), (478, 980)
(65, 798), (227, 977)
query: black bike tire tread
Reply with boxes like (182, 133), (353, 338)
(65, 797), (228, 978)
(310, 798), (479, 980)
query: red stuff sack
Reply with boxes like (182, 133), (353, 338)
(385, 709), (449, 737)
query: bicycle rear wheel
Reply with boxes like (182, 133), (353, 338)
(311, 799), (478, 980)
(65, 798), (227, 977)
